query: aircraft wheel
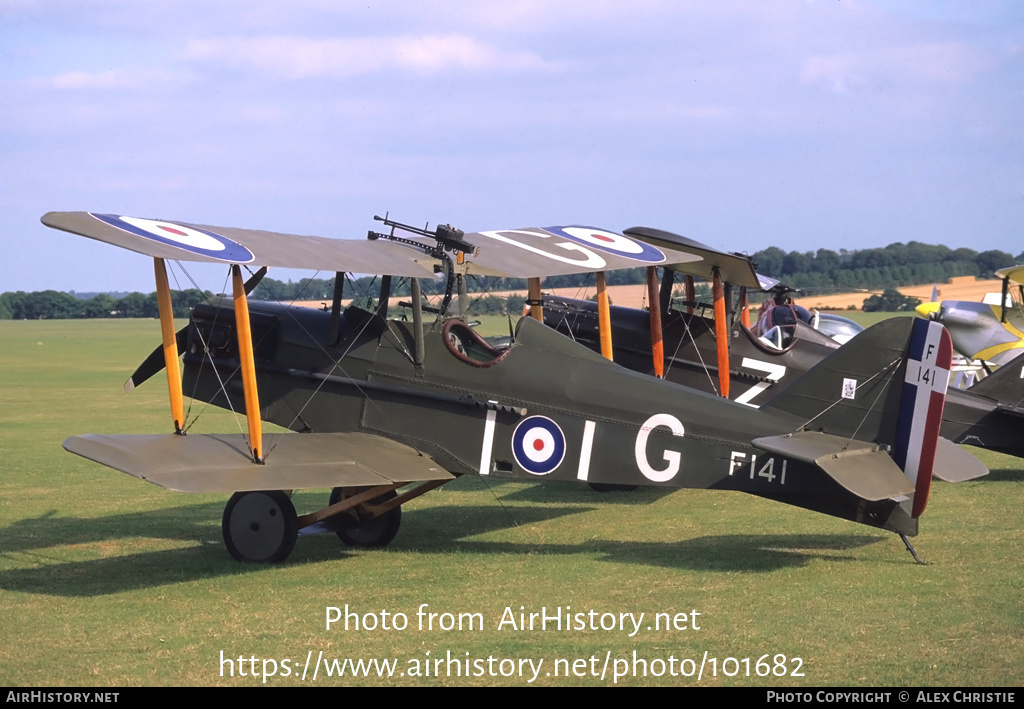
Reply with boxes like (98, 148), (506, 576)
(588, 483), (638, 493)
(328, 487), (401, 548)
(222, 490), (298, 563)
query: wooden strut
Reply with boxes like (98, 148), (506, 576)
(231, 265), (263, 463)
(646, 266), (664, 378)
(712, 268), (730, 398)
(596, 271), (614, 361)
(528, 277), (543, 322)
(684, 275), (696, 315)
(739, 287), (751, 328)
(153, 258), (184, 433)
(296, 479), (450, 529)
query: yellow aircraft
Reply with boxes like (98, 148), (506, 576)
(916, 266), (1024, 366)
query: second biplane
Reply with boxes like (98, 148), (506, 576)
(43, 212), (958, 564)
(915, 265), (1024, 366)
(537, 227), (1021, 466)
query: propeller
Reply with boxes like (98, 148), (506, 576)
(124, 326), (189, 392)
(123, 266), (268, 392)
(915, 284), (941, 320)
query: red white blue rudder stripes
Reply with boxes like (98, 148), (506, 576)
(893, 319), (952, 518)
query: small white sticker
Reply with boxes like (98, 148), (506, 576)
(842, 378), (857, 399)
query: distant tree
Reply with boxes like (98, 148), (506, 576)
(115, 292), (157, 318)
(862, 288), (921, 312)
(976, 249), (1016, 277)
(78, 293), (118, 318)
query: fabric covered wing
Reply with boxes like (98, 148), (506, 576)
(397, 225), (705, 278)
(623, 226), (764, 289)
(64, 432), (453, 493)
(42, 211), (438, 277)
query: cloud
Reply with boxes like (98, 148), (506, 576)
(183, 34), (552, 80)
(801, 42), (994, 93)
(28, 68), (189, 91)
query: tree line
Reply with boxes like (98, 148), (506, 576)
(0, 289), (211, 320)
(3, 240), (1019, 319)
(750, 242), (1019, 295)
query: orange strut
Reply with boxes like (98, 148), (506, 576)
(739, 287), (751, 328)
(232, 265), (263, 462)
(153, 258), (184, 433)
(646, 266), (664, 377)
(712, 269), (730, 398)
(596, 271), (614, 361)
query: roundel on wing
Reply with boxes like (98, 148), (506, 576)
(511, 416), (567, 475)
(544, 226), (665, 264)
(90, 213), (255, 263)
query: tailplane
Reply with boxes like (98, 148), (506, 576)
(965, 350), (1024, 413)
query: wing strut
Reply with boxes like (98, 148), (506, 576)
(528, 277), (543, 321)
(738, 287), (751, 328)
(596, 271), (614, 361)
(658, 268), (674, 315)
(327, 271), (344, 346)
(1000, 275), (1009, 323)
(713, 267), (730, 397)
(646, 266), (664, 378)
(684, 275), (696, 315)
(231, 265), (263, 463)
(153, 258), (185, 434)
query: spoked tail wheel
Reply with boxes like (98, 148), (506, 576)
(328, 487), (402, 548)
(222, 490), (298, 563)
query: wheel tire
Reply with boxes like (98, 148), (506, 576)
(588, 483), (639, 493)
(328, 487), (402, 548)
(222, 490), (298, 563)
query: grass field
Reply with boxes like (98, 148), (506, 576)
(1, 317), (1022, 687)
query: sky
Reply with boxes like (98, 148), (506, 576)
(2, 0), (1022, 293)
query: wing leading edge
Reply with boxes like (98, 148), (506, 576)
(41, 211), (438, 277)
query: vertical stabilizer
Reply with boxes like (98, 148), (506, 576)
(893, 319), (952, 518)
(761, 317), (953, 522)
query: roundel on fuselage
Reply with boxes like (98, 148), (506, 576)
(512, 416), (567, 475)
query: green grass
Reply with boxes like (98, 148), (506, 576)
(0, 319), (1022, 687)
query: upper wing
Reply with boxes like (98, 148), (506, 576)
(994, 265), (1024, 286)
(42, 211), (438, 278)
(623, 226), (765, 289)
(64, 432), (453, 493)
(398, 225), (705, 278)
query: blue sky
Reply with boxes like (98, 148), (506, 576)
(2, 0), (1022, 293)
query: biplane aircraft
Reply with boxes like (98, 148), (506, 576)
(538, 227), (1021, 465)
(43, 212), (962, 564)
(916, 266), (1024, 367)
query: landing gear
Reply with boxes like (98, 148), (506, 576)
(222, 490), (298, 563)
(588, 483), (638, 493)
(328, 487), (402, 547)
